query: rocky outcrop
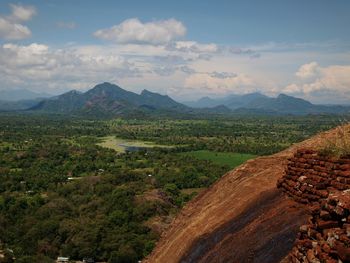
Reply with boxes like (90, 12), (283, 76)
(278, 149), (350, 262)
(180, 189), (307, 263)
(145, 127), (341, 263)
(145, 154), (310, 263)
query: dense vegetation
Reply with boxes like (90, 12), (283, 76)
(110, 115), (341, 155)
(0, 113), (344, 262)
(180, 151), (256, 169)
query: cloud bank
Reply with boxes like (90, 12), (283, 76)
(283, 62), (350, 104)
(94, 18), (186, 45)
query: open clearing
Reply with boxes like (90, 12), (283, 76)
(97, 136), (173, 153)
(181, 150), (256, 169)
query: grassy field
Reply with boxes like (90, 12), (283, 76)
(97, 136), (173, 153)
(181, 150), (256, 169)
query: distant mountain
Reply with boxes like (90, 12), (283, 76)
(140, 89), (185, 110)
(0, 99), (42, 111)
(191, 105), (232, 114)
(31, 90), (84, 113)
(185, 92), (350, 115)
(30, 82), (189, 117)
(242, 93), (350, 115)
(184, 96), (222, 108)
(226, 93), (269, 109)
(0, 88), (52, 101)
(3, 83), (348, 116)
(243, 94), (313, 114)
(184, 92), (268, 109)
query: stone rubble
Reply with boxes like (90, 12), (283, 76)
(277, 149), (350, 263)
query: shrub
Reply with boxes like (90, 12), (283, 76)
(318, 125), (350, 158)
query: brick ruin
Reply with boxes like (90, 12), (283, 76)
(277, 149), (350, 263)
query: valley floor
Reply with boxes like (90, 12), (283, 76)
(0, 114), (343, 262)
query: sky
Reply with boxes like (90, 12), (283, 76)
(0, 0), (350, 104)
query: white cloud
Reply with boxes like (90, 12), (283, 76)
(4, 43), (48, 54)
(283, 83), (301, 93)
(283, 62), (350, 103)
(0, 43), (143, 93)
(0, 39), (260, 97)
(295, 61), (320, 79)
(94, 18), (186, 45)
(183, 71), (256, 95)
(0, 18), (31, 40)
(8, 4), (36, 22)
(0, 4), (36, 40)
(166, 41), (218, 53)
(303, 65), (350, 93)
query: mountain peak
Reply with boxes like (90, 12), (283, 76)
(89, 82), (122, 93)
(66, 90), (80, 95)
(276, 93), (312, 105)
(141, 89), (155, 96)
(277, 93), (292, 99)
(241, 92), (267, 99)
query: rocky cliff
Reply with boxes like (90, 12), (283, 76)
(145, 126), (346, 263)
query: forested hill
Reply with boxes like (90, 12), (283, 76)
(30, 82), (189, 117)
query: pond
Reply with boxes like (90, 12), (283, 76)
(97, 136), (173, 153)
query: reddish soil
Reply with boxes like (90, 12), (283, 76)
(144, 127), (341, 263)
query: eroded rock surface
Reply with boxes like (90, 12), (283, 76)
(145, 127), (348, 263)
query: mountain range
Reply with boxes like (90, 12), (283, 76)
(184, 92), (268, 109)
(30, 82), (189, 117)
(1, 82), (349, 117)
(184, 93), (350, 115)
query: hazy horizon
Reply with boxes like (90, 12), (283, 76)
(0, 0), (350, 104)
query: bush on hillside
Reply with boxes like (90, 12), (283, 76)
(318, 125), (350, 158)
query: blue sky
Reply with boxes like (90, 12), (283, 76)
(3, 0), (350, 45)
(0, 0), (350, 103)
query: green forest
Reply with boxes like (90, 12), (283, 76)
(0, 113), (343, 262)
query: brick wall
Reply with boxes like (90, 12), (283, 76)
(277, 149), (350, 262)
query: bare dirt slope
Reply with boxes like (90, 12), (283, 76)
(145, 127), (340, 263)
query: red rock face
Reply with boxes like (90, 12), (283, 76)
(278, 149), (350, 262)
(180, 190), (308, 263)
(144, 152), (313, 263)
(145, 127), (349, 263)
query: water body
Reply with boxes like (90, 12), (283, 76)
(119, 144), (148, 152)
(97, 136), (173, 153)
